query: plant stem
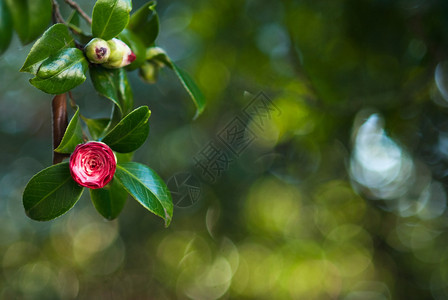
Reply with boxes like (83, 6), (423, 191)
(52, 0), (66, 24)
(68, 91), (77, 109)
(68, 92), (89, 143)
(64, 0), (92, 25)
(52, 94), (70, 164)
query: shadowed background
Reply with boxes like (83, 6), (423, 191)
(1, 0), (448, 299)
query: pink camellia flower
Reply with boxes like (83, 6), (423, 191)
(69, 142), (117, 189)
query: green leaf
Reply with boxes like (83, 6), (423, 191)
(67, 10), (80, 28)
(54, 106), (83, 153)
(5, 0), (52, 45)
(127, 1), (159, 47)
(92, 0), (132, 40)
(0, 0), (13, 54)
(147, 48), (206, 119)
(90, 66), (134, 116)
(102, 106), (150, 153)
(30, 48), (88, 94)
(118, 29), (146, 71)
(66, 11), (91, 44)
(81, 117), (110, 140)
(90, 178), (127, 220)
(115, 152), (134, 164)
(115, 162), (173, 226)
(23, 162), (84, 221)
(171, 63), (206, 119)
(20, 24), (75, 74)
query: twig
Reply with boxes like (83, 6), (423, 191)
(68, 91), (77, 109)
(64, 0), (92, 25)
(52, 0), (66, 24)
(52, 94), (70, 164)
(68, 91), (89, 142)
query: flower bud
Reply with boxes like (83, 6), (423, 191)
(84, 38), (110, 64)
(139, 61), (160, 84)
(69, 141), (117, 189)
(103, 38), (136, 69)
(145, 47), (166, 60)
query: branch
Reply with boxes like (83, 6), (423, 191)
(68, 91), (77, 109)
(52, 0), (66, 24)
(65, 0), (92, 25)
(52, 94), (70, 164)
(68, 91), (89, 142)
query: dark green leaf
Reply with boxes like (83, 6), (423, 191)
(102, 106), (150, 153)
(148, 49), (205, 119)
(115, 162), (173, 226)
(20, 24), (75, 74)
(115, 152), (134, 163)
(54, 106), (83, 154)
(23, 162), (84, 221)
(90, 178), (127, 220)
(81, 117), (110, 140)
(66, 11), (91, 43)
(90, 66), (134, 116)
(5, 0), (52, 45)
(30, 48), (88, 94)
(92, 0), (132, 40)
(67, 10), (80, 28)
(118, 29), (146, 71)
(0, 0), (13, 54)
(127, 1), (159, 47)
(171, 63), (206, 119)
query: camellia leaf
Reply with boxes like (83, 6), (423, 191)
(67, 10), (80, 28)
(66, 10), (89, 43)
(114, 162), (173, 226)
(66, 11), (92, 45)
(90, 178), (127, 220)
(20, 24), (75, 74)
(5, 0), (52, 45)
(90, 66), (133, 116)
(81, 117), (110, 140)
(92, 0), (132, 40)
(115, 152), (134, 163)
(127, 1), (159, 47)
(0, 0), (13, 55)
(146, 48), (205, 119)
(171, 63), (206, 120)
(54, 106), (83, 154)
(102, 106), (150, 153)
(30, 48), (88, 94)
(118, 29), (146, 71)
(23, 162), (84, 221)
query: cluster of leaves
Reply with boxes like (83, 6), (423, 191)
(24, 104), (173, 226)
(14, 0), (205, 118)
(3, 0), (206, 225)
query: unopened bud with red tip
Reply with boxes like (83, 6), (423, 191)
(85, 38), (110, 64)
(103, 38), (136, 69)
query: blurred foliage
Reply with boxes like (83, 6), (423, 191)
(2, 0), (448, 299)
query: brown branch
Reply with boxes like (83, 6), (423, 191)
(52, 0), (66, 24)
(68, 91), (77, 109)
(52, 1), (85, 49)
(64, 0), (92, 25)
(68, 91), (89, 142)
(52, 94), (70, 164)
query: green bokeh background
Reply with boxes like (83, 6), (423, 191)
(2, 0), (448, 298)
